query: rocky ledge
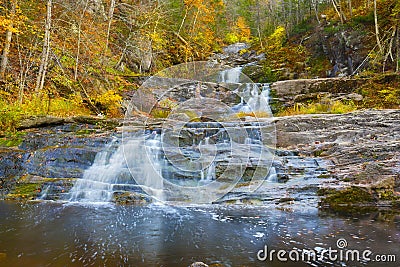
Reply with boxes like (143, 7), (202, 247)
(0, 110), (399, 211)
(275, 109), (400, 211)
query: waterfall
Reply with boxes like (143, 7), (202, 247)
(124, 136), (164, 201)
(206, 162), (216, 180)
(266, 167), (278, 182)
(204, 137), (210, 145)
(234, 83), (272, 114)
(68, 138), (124, 202)
(218, 67), (242, 83)
(68, 134), (165, 203)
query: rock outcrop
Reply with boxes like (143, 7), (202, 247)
(275, 109), (400, 209)
(0, 120), (117, 200)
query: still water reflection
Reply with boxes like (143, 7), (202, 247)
(0, 201), (399, 266)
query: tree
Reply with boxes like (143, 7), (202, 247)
(373, 0), (383, 53)
(0, 0), (25, 80)
(35, 0), (52, 92)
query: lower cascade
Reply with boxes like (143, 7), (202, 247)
(67, 138), (132, 202)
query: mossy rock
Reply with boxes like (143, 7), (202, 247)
(319, 186), (375, 211)
(5, 182), (42, 200)
(0, 132), (26, 147)
(18, 116), (66, 130)
(0, 137), (23, 147)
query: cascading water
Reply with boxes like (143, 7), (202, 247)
(68, 133), (166, 203)
(67, 66), (277, 204)
(68, 138), (125, 202)
(219, 66), (272, 115)
(218, 67), (242, 83)
(235, 83), (272, 114)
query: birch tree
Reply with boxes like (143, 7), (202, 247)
(35, 0), (52, 92)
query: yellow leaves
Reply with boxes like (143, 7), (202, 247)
(94, 90), (122, 117)
(149, 31), (167, 51)
(225, 16), (251, 44)
(95, 90), (122, 106)
(266, 26), (286, 49)
(177, 0), (226, 60)
(0, 3), (27, 34)
(224, 32), (239, 44)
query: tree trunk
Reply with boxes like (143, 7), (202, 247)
(0, 0), (16, 80)
(374, 0), (383, 53)
(35, 0), (52, 93)
(331, 0), (344, 24)
(314, 0), (320, 24)
(104, 0), (116, 55)
(74, 1), (89, 80)
(348, 0), (352, 19)
(256, 0), (263, 49)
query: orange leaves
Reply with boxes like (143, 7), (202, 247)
(236, 17), (250, 40)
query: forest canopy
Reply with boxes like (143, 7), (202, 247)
(0, 0), (399, 128)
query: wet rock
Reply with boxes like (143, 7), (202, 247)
(0, 123), (116, 200)
(318, 186), (376, 212)
(270, 77), (366, 108)
(24, 147), (97, 178)
(18, 115), (121, 131)
(72, 116), (121, 129)
(113, 192), (152, 205)
(222, 43), (249, 54)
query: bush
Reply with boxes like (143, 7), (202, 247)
(225, 32), (239, 44)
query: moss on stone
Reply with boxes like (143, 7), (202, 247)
(0, 132), (26, 147)
(319, 186), (375, 209)
(6, 182), (42, 200)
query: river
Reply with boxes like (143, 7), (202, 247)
(0, 201), (399, 266)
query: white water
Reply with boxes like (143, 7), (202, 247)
(68, 134), (165, 203)
(206, 162), (216, 180)
(240, 83), (272, 114)
(199, 137), (216, 183)
(220, 67), (272, 114)
(69, 138), (124, 202)
(124, 136), (165, 201)
(218, 67), (242, 83)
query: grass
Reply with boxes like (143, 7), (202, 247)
(278, 99), (357, 116)
(236, 111), (271, 118)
